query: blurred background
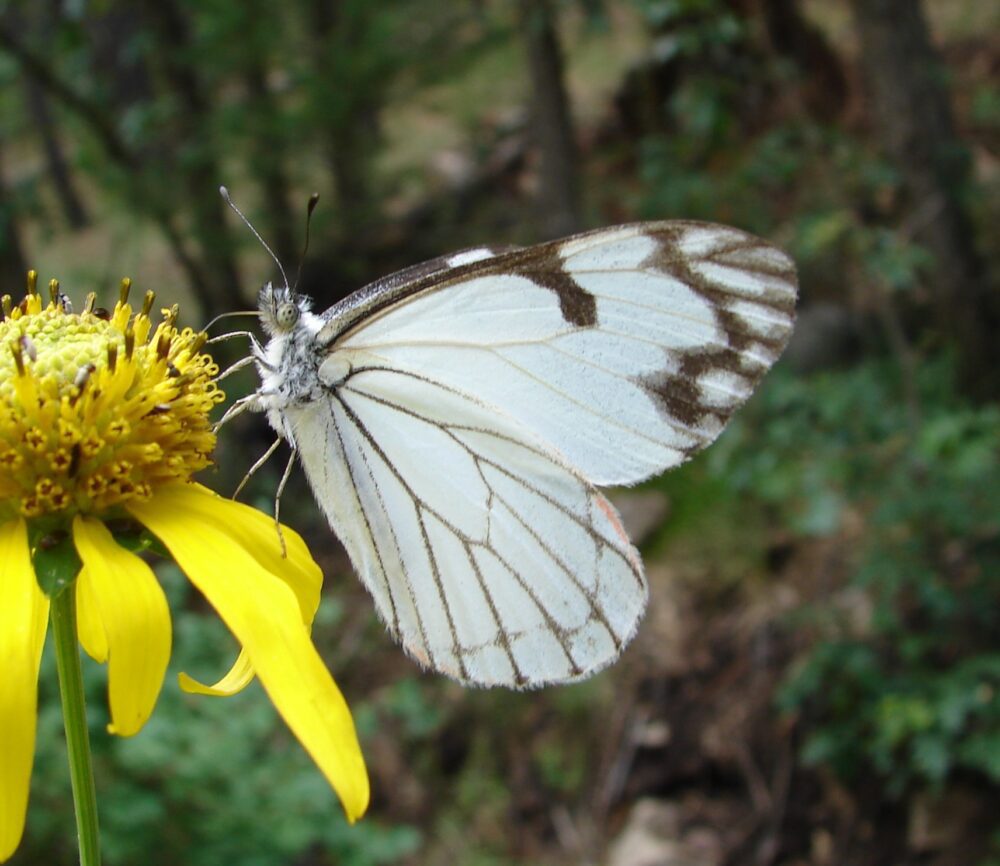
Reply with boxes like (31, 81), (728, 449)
(2, 0), (998, 864)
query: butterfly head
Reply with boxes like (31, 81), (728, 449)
(257, 282), (312, 336)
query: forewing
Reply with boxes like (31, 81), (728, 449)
(283, 373), (647, 688)
(320, 221), (797, 486)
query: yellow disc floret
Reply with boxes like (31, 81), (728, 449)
(0, 273), (225, 520)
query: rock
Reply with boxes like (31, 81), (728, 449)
(606, 799), (722, 866)
(907, 786), (984, 853)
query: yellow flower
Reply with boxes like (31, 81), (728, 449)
(0, 274), (368, 862)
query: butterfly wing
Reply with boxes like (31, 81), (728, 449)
(318, 221), (797, 486)
(292, 222), (796, 687)
(284, 375), (644, 687)
(319, 243), (520, 322)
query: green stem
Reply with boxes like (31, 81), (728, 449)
(51, 586), (102, 866)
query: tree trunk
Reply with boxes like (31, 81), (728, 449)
(759, 0), (847, 118)
(140, 0), (245, 315)
(0, 140), (29, 293)
(308, 0), (381, 241)
(518, 0), (582, 238)
(23, 76), (89, 229)
(244, 61), (298, 271)
(849, 0), (1000, 397)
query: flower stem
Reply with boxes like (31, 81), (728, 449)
(51, 586), (102, 866)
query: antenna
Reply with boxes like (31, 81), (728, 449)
(219, 186), (291, 289)
(293, 192), (320, 292)
(201, 309), (261, 332)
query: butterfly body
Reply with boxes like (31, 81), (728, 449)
(249, 221), (797, 689)
(254, 284), (330, 462)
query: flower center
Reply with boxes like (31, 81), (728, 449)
(0, 274), (225, 520)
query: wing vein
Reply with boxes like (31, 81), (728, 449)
(324, 404), (401, 628)
(340, 380), (639, 574)
(329, 394), (435, 664)
(461, 540), (524, 684)
(339, 376), (641, 583)
(339, 377), (611, 678)
(415, 505), (470, 681)
(476, 541), (580, 673)
(490, 490), (622, 652)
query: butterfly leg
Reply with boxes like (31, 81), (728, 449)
(232, 436), (283, 500)
(215, 354), (258, 383)
(214, 391), (269, 433)
(207, 329), (257, 346)
(207, 330), (273, 369)
(205, 331), (273, 362)
(272, 447), (298, 558)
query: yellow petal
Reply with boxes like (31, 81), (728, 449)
(76, 567), (109, 664)
(0, 519), (48, 862)
(72, 516), (171, 737)
(128, 490), (370, 822)
(144, 483), (322, 622)
(178, 649), (254, 696)
(138, 483), (323, 697)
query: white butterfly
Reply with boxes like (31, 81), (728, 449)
(223, 198), (797, 689)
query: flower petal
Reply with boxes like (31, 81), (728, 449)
(142, 483), (322, 621)
(178, 649), (254, 696)
(0, 519), (48, 862)
(72, 517), (171, 737)
(76, 567), (109, 664)
(128, 489), (369, 822)
(137, 483), (323, 697)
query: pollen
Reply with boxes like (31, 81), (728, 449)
(0, 272), (225, 520)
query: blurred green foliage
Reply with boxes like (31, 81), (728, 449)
(708, 357), (1000, 796)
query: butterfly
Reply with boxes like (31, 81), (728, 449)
(221, 192), (797, 689)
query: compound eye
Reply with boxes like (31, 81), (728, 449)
(275, 302), (300, 329)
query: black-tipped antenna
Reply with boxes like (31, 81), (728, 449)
(293, 192), (320, 292)
(219, 186), (291, 289)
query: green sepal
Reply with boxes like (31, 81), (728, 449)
(103, 518), (170, 559)
(29, 525), (82, 597)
